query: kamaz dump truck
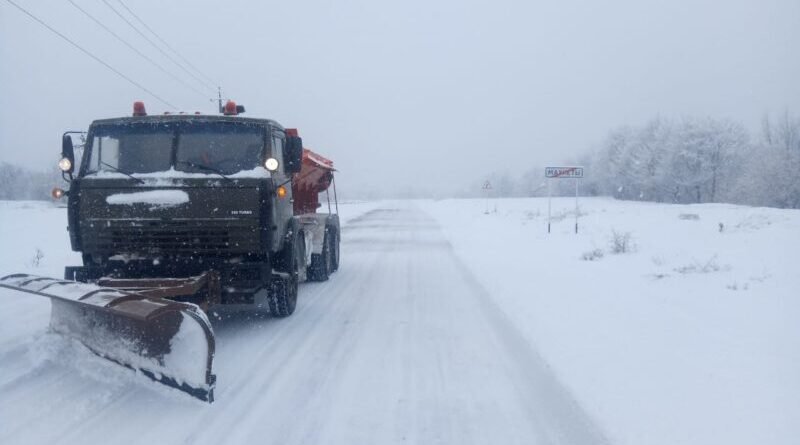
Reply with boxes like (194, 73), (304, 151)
(0, 100), (340, 402)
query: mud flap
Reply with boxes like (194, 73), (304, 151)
(0, 274), (216, 402)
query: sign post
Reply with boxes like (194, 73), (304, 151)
(547, 178), (552, 233)
(545, 166), (584, 234)
(482, 180), (492, 214)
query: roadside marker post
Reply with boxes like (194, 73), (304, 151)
(545, 166), (584, 234)
(482, 180), (492, 214)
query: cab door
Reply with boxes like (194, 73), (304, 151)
(270, 128), (293, 252)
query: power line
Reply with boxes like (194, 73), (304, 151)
(2, 0), (178, 109)
(100, 0), (217, 93)
(66, 0), (211, 101)
(116, 0), (218, 88)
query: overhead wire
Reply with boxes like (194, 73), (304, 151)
(66, 0), (211, 101)
(2, 0), (178, 109)
(100, 0), (217, 93)
(116, 0), (218, 88)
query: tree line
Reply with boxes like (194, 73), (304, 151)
(2, 113), (799, 208)
(470, 113), (800, 209)
(0, 163), (62, 201)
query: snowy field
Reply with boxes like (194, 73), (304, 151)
(421, 197), (800, 445)
(0, 197), (798, 445)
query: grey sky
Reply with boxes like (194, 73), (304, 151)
(1, 0), (798, 196)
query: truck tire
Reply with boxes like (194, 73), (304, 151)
(270, 231), (303, 317)
(309, 231), (332, 282)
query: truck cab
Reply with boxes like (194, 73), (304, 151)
(56, 101), (340, 317)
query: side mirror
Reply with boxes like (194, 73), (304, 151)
(60, 133), (75, 174)
(285, 135), (303, 174)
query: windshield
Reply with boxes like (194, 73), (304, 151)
(87, 123), (174, 174)
(83, 121), (265, 176)
(176, 122), (264, 175)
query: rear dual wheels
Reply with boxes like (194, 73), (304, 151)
(309, 228), (338, 281)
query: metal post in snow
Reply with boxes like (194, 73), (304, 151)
(575, 178), (579, 234)
(482, 180), (492, 215)
(547, 178), (552, 234)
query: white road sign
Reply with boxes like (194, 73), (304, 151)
(545, 167), (584, 234)
(545, 167), (584, 178)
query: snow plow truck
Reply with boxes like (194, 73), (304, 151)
(0, 101), (340, 402)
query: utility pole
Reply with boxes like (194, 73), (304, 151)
(217, 86), (223, 114)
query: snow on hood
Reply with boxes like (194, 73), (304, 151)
(106, 190), (190, 208)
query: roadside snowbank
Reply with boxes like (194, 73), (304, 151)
(422, 197), (800, 445)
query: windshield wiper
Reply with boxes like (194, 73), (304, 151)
(177, 161), (233, 182)
(100, 161), (145, 184)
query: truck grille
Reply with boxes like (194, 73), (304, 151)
(82, 219), (259, 254)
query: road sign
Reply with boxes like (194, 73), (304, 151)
(482, 180), (492, 190)
(545, 167), (584, 234)
(545, 167), (584, 178)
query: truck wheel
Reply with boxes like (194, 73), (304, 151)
(309, 231), (332, 281)
(270, 233), (302, 317)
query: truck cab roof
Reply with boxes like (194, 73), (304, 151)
(90, 114), (285, 131)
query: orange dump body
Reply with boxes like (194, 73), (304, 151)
(292, 148), (335, 214)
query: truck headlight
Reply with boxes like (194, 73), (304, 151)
(58, 158), (72, 172)
(265, 157), (279, 171)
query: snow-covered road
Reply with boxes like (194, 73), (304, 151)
(0, 205), (607, 444)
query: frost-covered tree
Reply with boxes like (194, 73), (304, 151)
(669, 117), (748, 203)
(586, 115), (779, 205)
(627, 117), (674, 201)
(600, 126), (636, 199)
(736, 113), (800, 208)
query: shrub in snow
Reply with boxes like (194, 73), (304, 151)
(674, 255), (729, 274)
(581, 249), (605, 261)
(30, 248), (44, 267)
(726, 282), (749, 291)
(609, 230), (635, 254)
(525, 210), (540, 220)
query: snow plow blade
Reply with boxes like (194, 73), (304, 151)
(0, 273), (216, 402)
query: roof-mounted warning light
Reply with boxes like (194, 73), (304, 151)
(223, 100), (238, 115)
(223, 100), (246, 116)
(286, 128), (299, 137)
(133, 101), (147, 116)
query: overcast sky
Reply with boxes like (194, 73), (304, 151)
(1, 0), (798, 196)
